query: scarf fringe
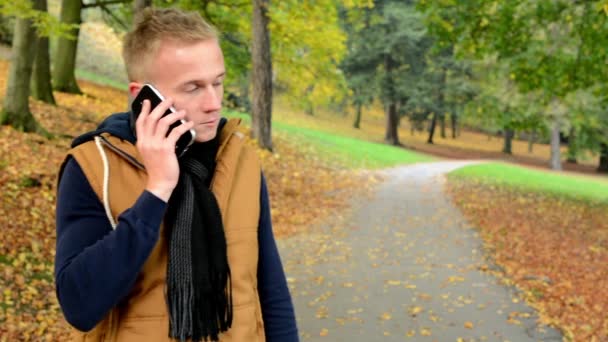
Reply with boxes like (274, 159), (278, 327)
(168, 283), (194, 342)
(167, 273), (233, 341)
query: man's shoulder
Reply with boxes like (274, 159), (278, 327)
(71, 112), (134, 149)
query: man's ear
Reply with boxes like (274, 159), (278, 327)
(128, 82), (143, 101)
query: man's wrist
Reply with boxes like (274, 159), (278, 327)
(145, 186), (173, 203)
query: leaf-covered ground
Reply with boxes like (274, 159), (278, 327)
(446, 179), (608, 341)
(281, 161), (561, 341)
(0, 58), (380, 340)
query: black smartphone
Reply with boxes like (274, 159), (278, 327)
(130, 84), (196, 157)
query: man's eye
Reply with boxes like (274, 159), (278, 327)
(186, 86), (199, 92)
(213, 81), (223, 87)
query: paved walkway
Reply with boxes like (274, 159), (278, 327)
(278, 161), (562, 341)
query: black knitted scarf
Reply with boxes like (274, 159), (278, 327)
(164, 133), (232, 342)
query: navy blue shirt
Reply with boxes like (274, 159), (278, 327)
(55, 157), (298, 341)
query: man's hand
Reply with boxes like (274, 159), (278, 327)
(135, 98), (195, 202)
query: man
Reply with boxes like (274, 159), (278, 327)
(54, 7), (298, 342)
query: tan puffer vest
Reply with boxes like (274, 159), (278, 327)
(65, 119), (265, 342)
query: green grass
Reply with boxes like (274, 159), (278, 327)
(75, 69), (128, 90)
(448, 162), (608, 204)
(224, 110), (434, 169)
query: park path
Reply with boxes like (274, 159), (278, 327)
(278, 161), (562, 341)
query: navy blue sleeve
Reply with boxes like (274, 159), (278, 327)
(55, 158), (167, 331)
(257, 174), (299, 341)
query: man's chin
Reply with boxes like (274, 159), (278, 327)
(193, 128), (217, 143)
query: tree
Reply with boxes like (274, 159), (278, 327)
(0, 0), (45, 132)
(340, 7), (376, 129)
(341, 0), (429, 146)
(251, 0), (273, 150)
(53, 0), (83, 94)
(31, 0), (55, 105)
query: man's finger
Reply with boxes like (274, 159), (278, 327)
(166, 119), (195, 145)
(135, 99), (150, 137)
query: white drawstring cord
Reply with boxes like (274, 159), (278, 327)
(94, 136), (117, 229)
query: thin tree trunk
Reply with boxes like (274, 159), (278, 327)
(528, 130), (535, 153)
(251, 0), (273, 150)
(53, 0), (82, 94)
(410, 118), (415, 136)
(32, 35), (55, 104)
(133, 0), (151, 13)
(353, 102), (362, 129)
(31, 0), (55, 105)
(0, 0), (44, 133)
(384, 102), (399, 145)
(427, 112), (437, 144)
(550, 120), (562, 171)
(431, 68), (446, 144)
(598, 143), (608, 173)
(502, 128), (514, 154)
(451, 112), (457, 138)
(566, 127), (577, 163)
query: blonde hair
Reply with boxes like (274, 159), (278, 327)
(122, 7), (218, 81)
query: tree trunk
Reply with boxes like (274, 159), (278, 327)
(251, 0), (273, 151)
(451, 112), (457, 138)
(550, 120), (562, 171)
(0, 0), (44, 132)
(31, 0), (55, 105)
(566, 126), (577, 163)
(133, 0), (152, 13)
(502, 128), (514, 154)
(353, 102), (362, 129)
(384, 102), (399, 145)
(427, 112), (437, 144)
(598, 143), (608, 173)
(528, 130), (535, 153)
(440, 113), (446, 138)
(53, 0), (82, 94)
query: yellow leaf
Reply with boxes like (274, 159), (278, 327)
(409, 306), (423, 316)
(319, 328), (329, 336)
(464, 321), (474, 329)
(420, 327), (432, 336)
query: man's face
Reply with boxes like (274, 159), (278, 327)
(130, 38), (225, 143)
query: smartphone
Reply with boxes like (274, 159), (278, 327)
(131, 84), (196, 157)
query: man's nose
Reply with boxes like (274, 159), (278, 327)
(201, 86), (222, 112)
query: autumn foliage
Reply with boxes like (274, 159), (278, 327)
(447, 179), (608, 341)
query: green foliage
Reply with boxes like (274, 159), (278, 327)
(341, 1), (430, 114)
(269, 0), (353, 111)
(0, 0), (76, 38)
(419, 0), (608, 164)
(449, 162), (608, 204)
